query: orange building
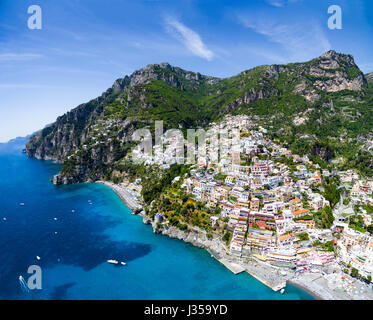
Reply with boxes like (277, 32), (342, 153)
(292, 208), (310, 219)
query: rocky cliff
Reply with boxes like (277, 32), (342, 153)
(142, 212), (228, 255)
(366, 72), (373, 84)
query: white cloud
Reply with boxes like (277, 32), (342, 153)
(0, 53), (44, 61)
(267, 0), (300, 7)
(238, 15), (331, 62)
(267, 0), (285, 7)
(165, 18), (214, 61)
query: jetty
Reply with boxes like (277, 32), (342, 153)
(245, 261), (288, 292)
(218, 258), (245, 275)
(246, 268), (286, 291)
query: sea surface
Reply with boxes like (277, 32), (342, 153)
(0, 140), (314, 300)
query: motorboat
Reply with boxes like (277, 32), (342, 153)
(107, 259), (119, 265)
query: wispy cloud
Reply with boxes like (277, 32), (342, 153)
(238, 15), (330, 62)
(243, 47), (288, 64)
(359, 62), (373, 73)
(165, 17), (214, 61)
(266, 0), (300, 7)
(267, 0), (285, 7)
(0, 53), (44, 61)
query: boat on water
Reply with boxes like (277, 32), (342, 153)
(19, 275), (31, 293)
(36, 256), (41, 260)
(107, 260), (127, 266)
(280, 289), (285, 294)
(19, 203), (25, 206)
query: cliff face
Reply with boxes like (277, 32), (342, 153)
(292, 51), (366, 102)
(113, 62), (220, 91)
(212, 50), (367, 116)
(145, 214), (227, 255)
(26, 101), (103, 161)
(26, 50), (373, 183)
(366, 72), (373, 84)
(51, 119), (139, 184)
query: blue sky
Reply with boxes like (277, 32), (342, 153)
(0, 0), (372, 142)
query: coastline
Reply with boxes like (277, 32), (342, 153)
(99, 180), (373, 301)
(97, 181), (142, 211)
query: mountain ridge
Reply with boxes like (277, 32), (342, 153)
(26, 50), (373, 183)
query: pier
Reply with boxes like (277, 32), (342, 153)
(245, 262), (289, 292)
(218, 258), (246, 275)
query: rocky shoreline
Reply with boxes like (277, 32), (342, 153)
(101, 181), (373, 300)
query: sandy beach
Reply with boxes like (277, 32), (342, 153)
(289, 270), (373, 300)
(97, 181), (142, 211)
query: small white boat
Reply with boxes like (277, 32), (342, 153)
(53, 217), (58, 221)
(3, 217), (6, 221)
(36, 256), (41, 260)
(71, 210), (75, 213)
(280, 289), (285, 294)
(120, 262), (126, 266)
(19, 275), (30, 293)
(54, 232), (58, 235)
(20, 203), (25, 206)
(107, 259), (119, 265)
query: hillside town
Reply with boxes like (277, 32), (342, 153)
(128, 114), (373, 296)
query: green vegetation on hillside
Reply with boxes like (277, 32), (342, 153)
(27, 52), (373, 180)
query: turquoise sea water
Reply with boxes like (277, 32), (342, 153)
(0, 142), (314, 300)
